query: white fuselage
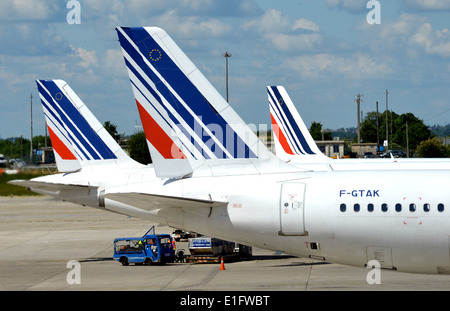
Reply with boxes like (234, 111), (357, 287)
(32, 164), (450, 275)
(282, 155), (450, 172)
(170, 169), (450, 275)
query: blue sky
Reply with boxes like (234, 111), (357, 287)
(1, 0), (450, 139)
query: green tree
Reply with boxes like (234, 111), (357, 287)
(32, 135), (52, 149)
(430, 124), (450, 137)
(104, 121), (120, 142)
(0, 136), (49, 160)
(310, 122), (331, 140)
(417, 138), (450, 158)
(360, 110), (430, 153)
(360, 111), (379, 144)
(127, 132), (152, 164)
(360, 110), (396, 145)
(393, 113), (430, 152)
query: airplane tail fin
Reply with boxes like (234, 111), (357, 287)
(267, 86), (327, 162)
(116, 26), (273, 177)
(36, 79), (142, 172)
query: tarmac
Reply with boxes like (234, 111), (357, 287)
(1, 196), (450, 293)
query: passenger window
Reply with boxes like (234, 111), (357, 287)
(340, 204), (346, 212)
(423, 203), (430, 212)
(395, 203), (402, 212)
(354, 203), (360, 212)
(368, 203), (374, 212)
(381, 203), (388, 212)
(438, 204), (444, 212)
(409, 203), (416, 212)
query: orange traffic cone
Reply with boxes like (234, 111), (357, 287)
(220, 257), (226, 270)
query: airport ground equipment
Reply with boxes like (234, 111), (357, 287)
(186, 237), (251, 263)
(175, 249), (186, 263)
(171, 229), (198, 241)
(113, 227), (175, 265)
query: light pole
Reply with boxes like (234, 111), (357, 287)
(223, 51), (232, 103)
(385, 89), (388, 150)
(354, 94), (363, 144)
(30, 93), (33, 162)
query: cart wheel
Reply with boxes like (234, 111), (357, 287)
(120, 257), (129, 266)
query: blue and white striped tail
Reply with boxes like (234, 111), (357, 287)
(36, 79), (140, 172)
(267, 86), (326, 162)
(116, 27), (272, 177)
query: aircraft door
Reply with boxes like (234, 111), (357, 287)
(279, 182), (308, 236)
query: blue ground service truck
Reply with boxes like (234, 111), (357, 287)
(113, 227), (175, 265)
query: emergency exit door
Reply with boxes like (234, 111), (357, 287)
(279, 182), (308, 236)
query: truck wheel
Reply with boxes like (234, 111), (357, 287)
(120, 257), (129, 266)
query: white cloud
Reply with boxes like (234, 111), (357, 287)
(264, 32), (322, 52)
(241, 9), (290, 33)
(283, 53), (393, 79)
(84, 0), (261, 21)
(76, 47), (98, 68)
(0, 23), (72, 56)
(362, 13), (450, 58)
(411, 23), (450, 57)
(241, 10), (322, 52)
(0, 64), (27, 92)
(177, 0), (262, 17)
(379, 14), (424, 39)
(103, 49), (127, 76)
(151, 10), (232, 38)
(403, 0), (450, 11)
(292, 18), (320, 33)
(0, 0), (60, 21)
(325, 0), (367, 13)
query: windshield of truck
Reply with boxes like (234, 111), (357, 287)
(159, 237), (173, 249)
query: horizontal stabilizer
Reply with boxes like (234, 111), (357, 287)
(104, 192), (228, 212)
(9, 179), (98, 207)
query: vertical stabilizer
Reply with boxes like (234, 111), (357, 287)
(267, 86), (327, 162)
(36, 79), (142, 172)
(116, 27), (274, 177)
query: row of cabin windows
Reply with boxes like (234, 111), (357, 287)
(340, 203), (445, 213)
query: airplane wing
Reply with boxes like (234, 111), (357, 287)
(104, 192), (228, 212)
(9, 179), (91, 195)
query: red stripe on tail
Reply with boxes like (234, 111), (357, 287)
(270, 113), (295, 155)
(47, 126), (77, 160)
(136, 99), (187, 159)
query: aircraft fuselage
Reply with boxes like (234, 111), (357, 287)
(58, 167), (450, 275)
